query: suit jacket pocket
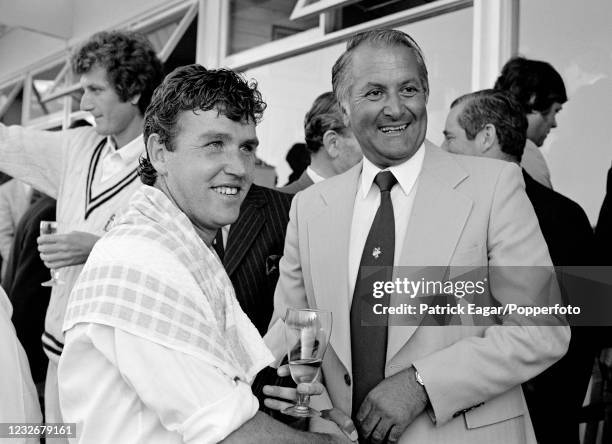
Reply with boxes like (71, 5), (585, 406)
(464, 387), (525, 429)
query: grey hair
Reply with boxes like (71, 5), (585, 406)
(331, 28), (429, 112)
(451, 89), (527, 162)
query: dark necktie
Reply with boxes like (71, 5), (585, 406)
(213, 229), (225, 261)
(350, 170), (397, 416)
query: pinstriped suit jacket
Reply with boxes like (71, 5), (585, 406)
(224, 184), (294, 423)
(224, 184), (293, 335)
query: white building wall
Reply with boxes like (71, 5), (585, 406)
(520, 0), (612, 224)
(0, 29), (66, 81)
(70, 0), (169, 41)
(0, 0), (176, 83)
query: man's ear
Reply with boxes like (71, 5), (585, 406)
(478, 123), (498, 153)
(146, 133), (169, 176)
(322, 130), (340, 158)
(339, 102), (351, 128)
(129, 93), (141, 106)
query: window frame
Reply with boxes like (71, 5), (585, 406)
(289, 0), (362, 21)
(0, 77), (25, 122)
(6, 0), (198, 128)
(221, 0), (474, 71)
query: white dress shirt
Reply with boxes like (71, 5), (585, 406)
(521, 139), (553, 189)
(306, 166), (326, 184)
(99, 135), (143, 183)
(59, 323), (259, 444)
(348, 145), (425, 299)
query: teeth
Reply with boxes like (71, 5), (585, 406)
(380, 124), (408, 133)
(214, 186), (239, 195)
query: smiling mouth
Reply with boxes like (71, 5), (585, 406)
(379, 124), (408, 135)
(212, 186), (240, 196)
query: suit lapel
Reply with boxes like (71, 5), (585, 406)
(387, 145), (474, 361)
(224, 185), (266, 276)
(308, 165), (361, 372)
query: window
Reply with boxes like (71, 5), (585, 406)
(325, 0), (439, 30)
(27, 61), (72, 122)
(290, 0), (361, 20)
(0, 80), (24, 125)
(227, 0), (319, 55)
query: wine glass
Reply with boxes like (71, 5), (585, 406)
(282, 307), (332, 418)
(40, 221), (63, 287)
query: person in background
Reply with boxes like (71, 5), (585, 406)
(494, 56), (568, 189)
(280, 92), (362, 194)
(0, 285), (41, 443)
(0, 30), (163, 434)
(442, 89), (595, 444)
(5, 192), (57, 404)
(0, 178), (31, 281)
(283, 142), (310, 187)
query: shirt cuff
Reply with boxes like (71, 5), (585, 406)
(179, 379), (259, 444)
(263, 319), (286, 368)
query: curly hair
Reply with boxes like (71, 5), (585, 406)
(304, 91), (349, 154)
(139, 64), (266, 185)
(451, 89), (528, 162)
(494, 57), (567, 114)
(71, 30), (163, 115)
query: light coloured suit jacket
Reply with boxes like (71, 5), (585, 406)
(270, 143), (569, 444)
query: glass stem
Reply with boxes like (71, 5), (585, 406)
(296, 393), (310, 409)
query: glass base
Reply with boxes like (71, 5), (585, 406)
(281, 405), (321, 418)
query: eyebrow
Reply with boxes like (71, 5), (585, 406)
(196, 132), (231, 142)
(360, 78), (422, 90)
(82, 82), (105, 89)
(242, 137), (260, 148)
(196, 132), (259, 147)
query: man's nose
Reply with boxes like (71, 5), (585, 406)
(383, 93), (404, 118)
(80, 91), (93, 112)
(551, 115), (558, 128)
(223, 149), (249, 177)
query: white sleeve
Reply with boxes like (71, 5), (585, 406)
(0, 289), (42, 430)
(75, 324), (259, 443)
(0, 182), (15, 271)
(0, 123), (71, 198)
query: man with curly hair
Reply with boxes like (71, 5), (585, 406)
(59, 64), (354, 444)
(0, 30), (163, 431)
(494, 57), (568, 189)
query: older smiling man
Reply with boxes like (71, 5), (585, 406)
(269, 29), (569, 444)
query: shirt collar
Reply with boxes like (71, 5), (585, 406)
(359, 142), (425, 198)
(105, 135), (143, 165)
(306, 166), (326, 184)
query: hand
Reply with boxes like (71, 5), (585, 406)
(37, 231), (100, 269)
(263, 365), (357, 442)
(356, 367), (428, 443)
